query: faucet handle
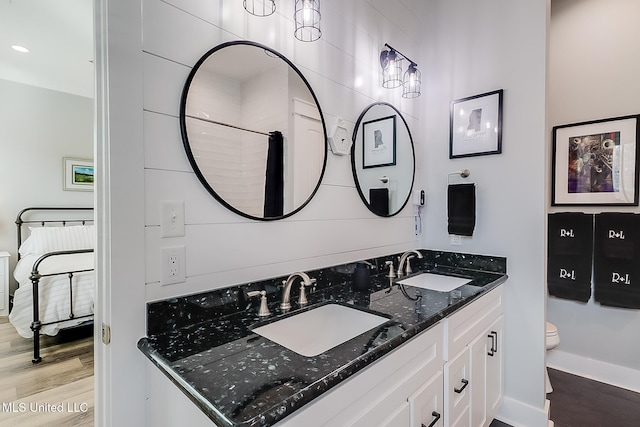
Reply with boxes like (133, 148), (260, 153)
(298, 278), (316, 306)
(247, 290), (271, 317)
(385, 261), (396, 278)
(405, 255), (415, 275)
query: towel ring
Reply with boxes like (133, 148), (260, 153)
(447, 169), (470, 184)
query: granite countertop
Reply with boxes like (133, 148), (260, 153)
(138, 250), (507, 427)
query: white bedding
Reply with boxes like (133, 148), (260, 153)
(9, 252), (95, 338)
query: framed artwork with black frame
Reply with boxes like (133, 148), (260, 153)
(551, 114), (640, 206)
(449, 89), (503, 159)
(362, 115), (396, 168)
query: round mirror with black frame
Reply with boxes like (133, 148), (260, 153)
(351, 102), (415, 217)
(180, 41), (328, 221)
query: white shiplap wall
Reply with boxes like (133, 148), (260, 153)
(142, 0), (423, 302)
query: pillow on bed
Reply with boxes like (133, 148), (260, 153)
(19, 225), (95, 256)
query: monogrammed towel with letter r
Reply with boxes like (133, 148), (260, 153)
(547, 213), (593, 302)
(594, 213), (640, 309)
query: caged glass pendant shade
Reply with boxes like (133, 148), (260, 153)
(380, 49), (403, 89)
(294, 0), (321, 42)
(402, 63), (421, 98)
(244, 0), (276, 17)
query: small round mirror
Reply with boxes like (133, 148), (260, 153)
(351, 102), (415, 216)
(180, 41), (327, 220)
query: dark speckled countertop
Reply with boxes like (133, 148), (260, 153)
(138, 250), (507, 426)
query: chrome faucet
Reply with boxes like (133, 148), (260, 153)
(397, 250), (424, 278)
(280, 272), (316, 311)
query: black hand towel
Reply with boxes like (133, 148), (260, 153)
(369, 188), (389, 216)
(447, 183), (475, 236)
(594, 213), (640, 309)
(264, 131), (284, 218)
(547, 213), (593, 302)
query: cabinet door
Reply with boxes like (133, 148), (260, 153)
(444, 347), (471, 427)
(485, 315), (504, 425)
(409, 371), (443, 427)
(470, 333), (487, 427)
(470, 334), (490, 427)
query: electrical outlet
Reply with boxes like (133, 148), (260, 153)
(161, 201), (185, 238)
(450, 235), (462, 246)
(161, 246), (186, 285)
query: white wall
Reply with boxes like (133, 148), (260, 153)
(0, 79), (93, 292)
(141, 0), (422, 303)
(419, 1), (549, 425)
(547, 0), (640, 390)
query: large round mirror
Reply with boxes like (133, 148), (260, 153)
(351, 102), (415, 216)
(180, 41), (327, 220)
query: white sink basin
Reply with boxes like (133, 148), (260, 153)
(397, 273), (471, 292)
(252, 304), (388, 357)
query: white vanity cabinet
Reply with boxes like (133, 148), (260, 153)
(443, 287), (503, 427)
(278, 321), (444, 427)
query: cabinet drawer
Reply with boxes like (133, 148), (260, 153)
(0, 291), (4, 310)
(444, 346), (471, 427)
(445, 286), (503, 359)
(409, 371), (443, 427)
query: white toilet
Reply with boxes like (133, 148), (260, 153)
(545, 322), (560, 393)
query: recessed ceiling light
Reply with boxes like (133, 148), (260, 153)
(11, 45), (29, 53)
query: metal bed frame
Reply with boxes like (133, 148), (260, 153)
(15, 207), (94, 363)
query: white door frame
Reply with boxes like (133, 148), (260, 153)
(94, 0), (147, 425)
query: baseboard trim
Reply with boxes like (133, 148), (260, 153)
(547, 350), (640, 393)
(497, 396), (549, 427)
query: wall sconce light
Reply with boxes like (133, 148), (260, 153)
(243, 0), (276, 17)
(380, 43), (421, 98)
(294, 0), (321, 42)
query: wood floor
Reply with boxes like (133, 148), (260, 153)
(0, 317), (94, 426)
(548, 367), (640, 427)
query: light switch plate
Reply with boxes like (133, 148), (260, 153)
(450, 235), (462, 246)
(161, 201), (185, 238)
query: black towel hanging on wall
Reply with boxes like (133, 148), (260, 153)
(594, 213), (640, 309)
(447, 183), (475, 236)
(547, 213), (593, 302)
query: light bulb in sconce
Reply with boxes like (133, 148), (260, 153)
(303, 0), (312, 24)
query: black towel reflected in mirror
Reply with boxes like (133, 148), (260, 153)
(264, 131), (284, 217)
(369, 188), (389, 216)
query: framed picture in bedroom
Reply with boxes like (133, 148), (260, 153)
(552, 115), (640, 206)
(362, 115), (396, 168)
(63, 158), (94, 191)
(449, 89), (503, 159)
